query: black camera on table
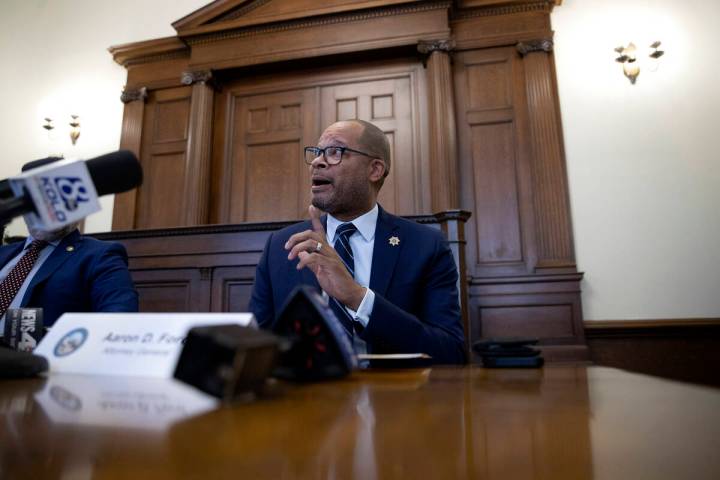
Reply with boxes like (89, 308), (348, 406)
(174, 286), (357, 400)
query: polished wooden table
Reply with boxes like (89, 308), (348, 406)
(1, 366), (719, 479)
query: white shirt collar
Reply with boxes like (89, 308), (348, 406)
(24, 235), (61, 249)
(326, 204), (378, 243)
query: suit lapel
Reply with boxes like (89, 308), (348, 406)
(0, 241), (25, 269)
(24, 230), (82, 299)
(369, 206), (401, 297)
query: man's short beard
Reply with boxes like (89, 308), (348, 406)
(312, 180), (371, 217)
(28, 223), (79, 242)
(311, 196), (334, 214)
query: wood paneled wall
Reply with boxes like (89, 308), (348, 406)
(585, 319), (720, 388)
(209, 60), (429, 223)
(94, 211), (473, 356)
(109, 0), (584, 358)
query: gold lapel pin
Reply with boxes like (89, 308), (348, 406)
(66, 246), (75, 252)
(389, 236), (400, 247)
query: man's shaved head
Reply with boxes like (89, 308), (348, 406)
(348, 119), (390, 185)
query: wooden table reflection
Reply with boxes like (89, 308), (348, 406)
(1, 366), (719, 479)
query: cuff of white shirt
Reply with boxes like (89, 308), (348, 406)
(344, 288), (375, 328)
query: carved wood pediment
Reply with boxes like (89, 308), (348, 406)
(172, 0), (424, 37)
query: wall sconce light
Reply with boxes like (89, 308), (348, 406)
(43, 117), (54, 133)
(615, 41), (665, 84)
(69, 114), (81, 145)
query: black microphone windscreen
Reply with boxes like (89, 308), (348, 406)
(21, 156), (65, 172)
(85, 150), (143, 196)
(0, 179), (11, 200)
(0, 346), (48, 378)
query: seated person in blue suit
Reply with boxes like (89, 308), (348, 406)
(249, 120), (465, 364)
(0, 166), (138, 336)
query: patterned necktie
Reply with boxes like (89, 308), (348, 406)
(0, 240), (48, 318)
(330, 223), (363, 338)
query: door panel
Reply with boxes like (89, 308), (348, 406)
(132, 268), (211, 313)
(210, 267), (257, 313)
(212, 60), (427, 223)
(455, 48), (535, 276)
(225, 89), (317, 222)
(134, 87), (192, 229)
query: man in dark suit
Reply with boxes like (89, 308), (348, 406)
(249, 120), (465, 364)
(0, 159), (138, 335)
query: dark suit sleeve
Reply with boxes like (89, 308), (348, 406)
(88, 242), (138, 312)
(361, 237), (466, 364)
(248, 233), (275, 328)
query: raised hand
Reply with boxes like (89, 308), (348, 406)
(285, 205), (366, 310)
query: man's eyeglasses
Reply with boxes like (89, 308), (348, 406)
(304, 146), (375, 165)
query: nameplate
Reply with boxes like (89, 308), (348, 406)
(33, 312), (255, 378)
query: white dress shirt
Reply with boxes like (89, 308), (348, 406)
(325, 204), (378, 355)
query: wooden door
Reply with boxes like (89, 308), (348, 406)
(215, 88), (318, 223)
(134, 86), (193, 229)
(211, 60), (428, 224)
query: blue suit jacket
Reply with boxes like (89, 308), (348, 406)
(0, 230), (138, 327)
(249, 207), (466, 364)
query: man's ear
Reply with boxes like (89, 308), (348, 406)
(368, 158), (386, 182)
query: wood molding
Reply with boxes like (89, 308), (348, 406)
(470, 272), (583, 285)
(433, 209), (472, 224)
(184, 3), (451, 71)
(120, 86), (148, 104)
(181, 69), (214, 86)
(214, 0), (273, 24)
(175, 0), (429, 37)
(109, 37), (189, 67)
(451, 1), (553, 51)
(454, 0), (556, 20)
(97, 212), (470, 241)
(173, 0), (267, 31)
(585, 318), (720, 334)
(516, 38), (553, 56)
(185, 2), (451, 45)
(418, 38), (455, 54)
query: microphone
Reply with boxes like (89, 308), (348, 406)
(3, 308), (44, 352)
(0, 156), (62, 201)
(0, 150), (143, 229)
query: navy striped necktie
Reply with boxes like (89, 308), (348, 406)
(334, 222), (357, 277)
(330, 223), (363, 338)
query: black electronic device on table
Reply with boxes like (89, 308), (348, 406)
(473, 338), (544, 368)
(174, 286), (358, 401)
(272, 285), (357, 381)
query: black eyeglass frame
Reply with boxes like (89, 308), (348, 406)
(303, 145), (377, 165)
